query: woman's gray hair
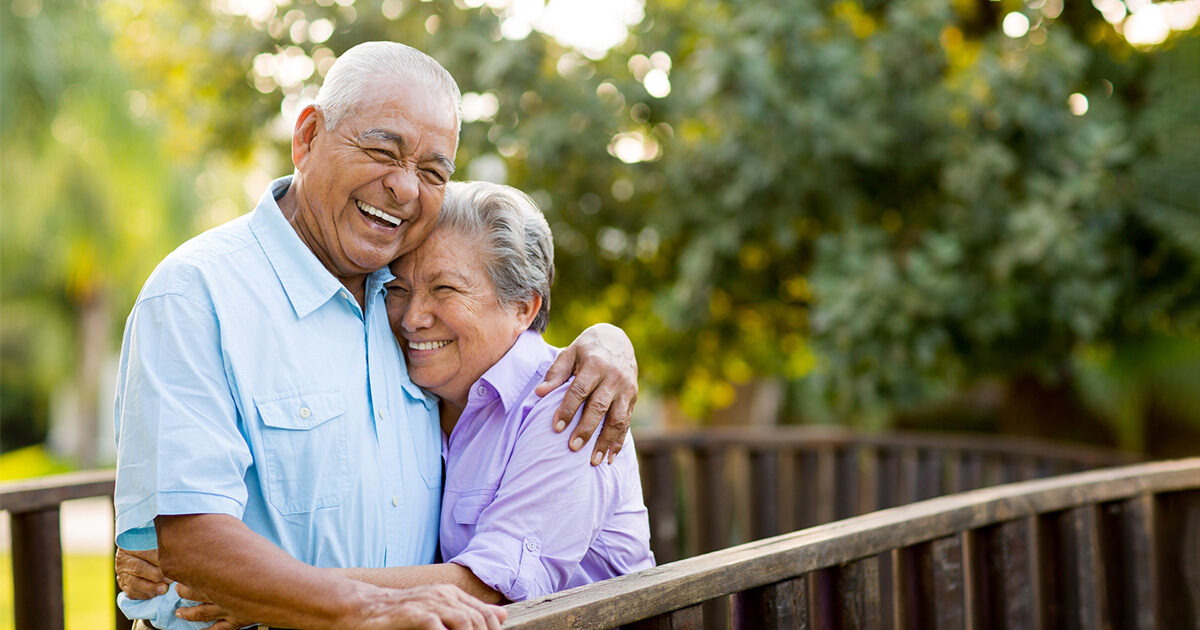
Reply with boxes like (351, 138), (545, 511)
(438, 181), (555, 333)
(316, 41), (462, 132)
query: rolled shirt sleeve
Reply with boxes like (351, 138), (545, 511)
(445, 389), (616, 601)
(114, 280), (251, 550)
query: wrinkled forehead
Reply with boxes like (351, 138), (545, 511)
(390, 225), (480, 274)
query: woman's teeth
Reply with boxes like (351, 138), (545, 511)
(409, 340), (451, 351)
(357, 200), (401, 226)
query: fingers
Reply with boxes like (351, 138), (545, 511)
(593, 390), (636, 464)
(115, 544), (166, 585)
(174, 602), (225, 623)
(381, 584), (506, 630)
(175, 582), (206, 603)
(535, 345), (576, 400)
(556, 370), (602, 446)
(116, 572), (167, 600)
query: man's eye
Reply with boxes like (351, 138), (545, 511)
(368, 148), (396, 160)
(422, 169), (446, 185)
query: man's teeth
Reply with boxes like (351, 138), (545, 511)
(357, 200), (401, 226)
(409, 340), (451, 351)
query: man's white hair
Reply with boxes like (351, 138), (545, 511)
(316, 41), (462, 133)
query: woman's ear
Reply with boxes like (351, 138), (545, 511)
(514, 295), (542, 331)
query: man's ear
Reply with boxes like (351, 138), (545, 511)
(292, 105), (324, 170)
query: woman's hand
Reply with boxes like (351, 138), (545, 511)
(115, 547), (170, 600)
(537, 323), (638, 465)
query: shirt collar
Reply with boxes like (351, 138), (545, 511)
(251, 176), (377, 319)
(478, 330), (550, 413)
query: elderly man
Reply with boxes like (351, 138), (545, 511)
(114, 42), (637, 629)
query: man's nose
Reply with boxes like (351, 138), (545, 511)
(383, 166), (420, 206)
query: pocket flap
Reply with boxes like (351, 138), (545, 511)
(255, 390), (345, 430)
(452, 489), (497, 525)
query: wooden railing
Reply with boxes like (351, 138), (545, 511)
(0, 429), (1137, 629)
(635, 427), (1136, 563)
(504, 458), (1200, 629)
(0, 470), (131, 630)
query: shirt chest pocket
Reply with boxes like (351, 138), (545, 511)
(255, 390), (349, 515)
(452, 488), (498, 526)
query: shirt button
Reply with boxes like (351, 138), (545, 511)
(392, 495), (399, 507)
(524, 540), (537, 552)
(476, 385), (487, 397)
(298, 407), (311, 419)
(376, 410), (383, 421)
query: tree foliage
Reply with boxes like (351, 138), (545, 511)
(3, 0), (1197, 451)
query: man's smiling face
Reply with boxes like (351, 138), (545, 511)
(291, 79), (458, 282)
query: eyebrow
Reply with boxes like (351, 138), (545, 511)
(359, 128), (456, 175)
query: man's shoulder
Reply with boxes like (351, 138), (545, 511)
(138, 214), (262, 301)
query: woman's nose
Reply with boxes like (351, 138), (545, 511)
(401, 294), (434, 331)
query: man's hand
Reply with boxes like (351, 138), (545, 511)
(536, 322), (638, 465)
(177, 582), (504, 630)
(115, 547), (170, 600)
(346, 584), (506, 630)
(174, 583), (253, 630)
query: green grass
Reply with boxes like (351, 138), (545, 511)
(0, 444), (77, 481)
(0, 552), (117, 630)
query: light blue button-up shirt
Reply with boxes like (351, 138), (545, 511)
(113, 177), (442, 628)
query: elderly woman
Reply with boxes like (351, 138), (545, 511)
(129, 181), (654, 625)
(382, 180), (654, 601)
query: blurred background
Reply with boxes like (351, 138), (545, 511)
(4, 0), (1199, 470)
(1, 0), (1198, 625)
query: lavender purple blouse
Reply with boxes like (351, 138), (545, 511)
(439, 330), (655, 601)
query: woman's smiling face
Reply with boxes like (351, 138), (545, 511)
(386, 228), (536, 407)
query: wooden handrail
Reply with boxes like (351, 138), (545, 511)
(0, 469), (116, 513)
(503, 458), (1200, 629)
(1, 469), (128, 630)
(0, 430), (1144, 630)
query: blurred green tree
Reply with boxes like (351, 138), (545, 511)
(1, 0), (200, 462)
(3, 0), (1196, 456)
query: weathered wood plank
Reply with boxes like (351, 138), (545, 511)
(1109, 494), (1159, 630)
(1154, 490), (1200, 630)
(917, 449), (943, 502)
(628, 604), (704, 630)
(794, 449), (820, 530)
(732, 575), (808, 630)
(1067, 504), (1108, 629)
(894, 543), (934, 630)
(694, 447), (731, 630)
(932, 535), (966, 630)
(976, 519), (1035, 629)
(838, 557), (881, 630)
(748, 447), (781, 541)
(642, 447), (681, 564)
(0, 469), (115, 513)
(12, 508), (65, 630)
